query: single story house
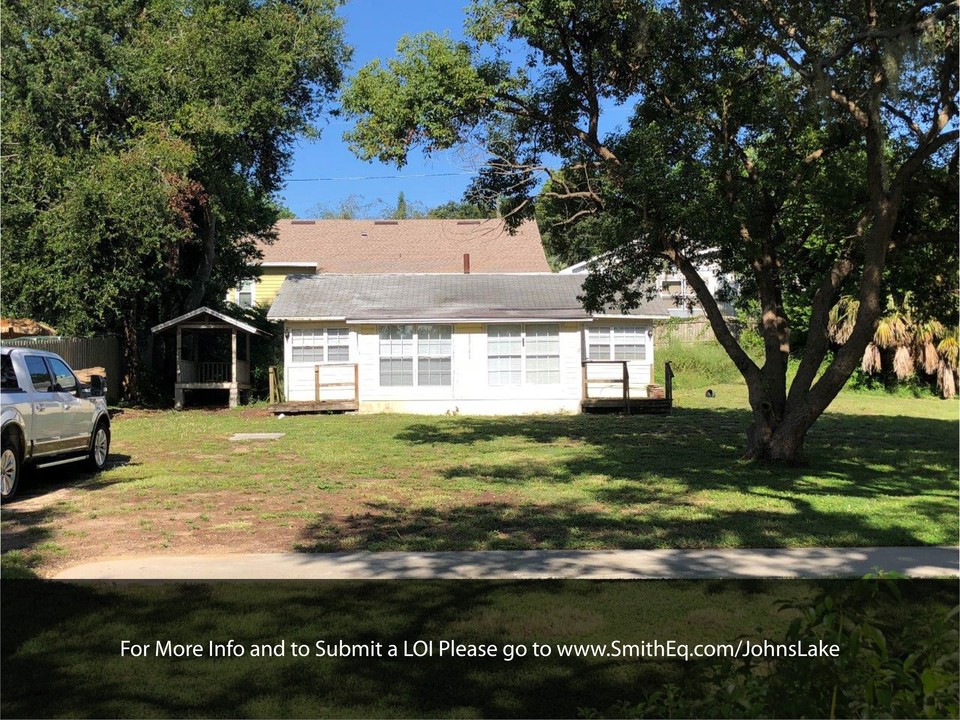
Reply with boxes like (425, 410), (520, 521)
(267, 273), (674, 415)
(229, 219), (551, 307)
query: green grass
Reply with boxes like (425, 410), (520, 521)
(2, 383), (955, 575)
(2, 579), (955, 718)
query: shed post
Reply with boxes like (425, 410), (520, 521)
(229, 329), (238, 408)
(175, 326), (183, 410)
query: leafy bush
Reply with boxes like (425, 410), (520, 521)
(581, 581), (959, 719)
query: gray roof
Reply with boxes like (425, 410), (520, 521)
(151, 306), (270, 336)
(267, 274), (675, 321)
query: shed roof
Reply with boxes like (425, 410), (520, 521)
(151, 307), (270, 336)
(267, 274), (675, 322)
(256, 219), (550, 273)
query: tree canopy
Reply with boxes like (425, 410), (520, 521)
(1, 0), (349, 397)
(342, 0), (958, 461)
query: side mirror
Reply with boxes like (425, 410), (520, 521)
(88, 375), (106, 398)
(78, 385), (92, 398)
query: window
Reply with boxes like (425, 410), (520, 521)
(290, 328), (350, 363)
(378, 325), (452, 386)
(587, 326), (648, 361)
(487, 324), (560, 385)
(236, 279), (256, 307)
(379, 325), (414, 386)
(47, 357), (77, 393)
(487, 325), (522, 385)
(1, 355), (21, 391)
(24, 356), (54, 393)
(416, 325), (452, 386)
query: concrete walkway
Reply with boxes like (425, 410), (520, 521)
(54, 546), (959, 580)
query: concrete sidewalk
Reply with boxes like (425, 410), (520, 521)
(54, 546), (959, 580)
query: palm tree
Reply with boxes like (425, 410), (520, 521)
(828, 294), (956, 398)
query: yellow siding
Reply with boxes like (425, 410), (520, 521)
(225, 267), (313, 307)
(255, 268), (296, 306)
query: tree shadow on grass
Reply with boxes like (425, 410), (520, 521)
(13, 577), (938, 718)
(308, 407), (959, 551)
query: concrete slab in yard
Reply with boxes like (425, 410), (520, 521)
(229, 433), (285, 441)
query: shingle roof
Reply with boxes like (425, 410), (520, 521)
(257, 218), (550, 273)
(267, 274), (675, 321)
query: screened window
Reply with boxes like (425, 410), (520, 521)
(487, 325), (522, 385)
(236, 279), (256, 307)
(25, 356), (54, 393)
(416, 325), (452, 386)
(327, 328), (349, 362)
(525, 324), (560, 384)
(378, 325), (451, 386)
(487, 324), (561, 385)
(290, 328), (350, 363)
(379, 325), (414, 386)
(587, 326), (648, 361)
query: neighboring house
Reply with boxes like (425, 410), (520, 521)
(559, 252), (737, 317)
(228, 219), (551, 307)
(267, 273), (674, 415)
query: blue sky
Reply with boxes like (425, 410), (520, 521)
(281, 0), (480, 218)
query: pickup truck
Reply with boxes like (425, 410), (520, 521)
(1, 346), (111, 500)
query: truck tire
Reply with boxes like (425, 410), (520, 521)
(86, 419), (110, 472)
(1, 431), (22, 501)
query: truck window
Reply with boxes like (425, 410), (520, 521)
(47, 357), (77, 394)
(1, 355), (21, 392)
(24, 355), (55, 393)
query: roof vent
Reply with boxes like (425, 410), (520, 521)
(374, 220), (399, 225)
(456, 220), (482, 225)
(290, 220), (316, 225)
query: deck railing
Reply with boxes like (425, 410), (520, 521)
(581, 360), (674, 413)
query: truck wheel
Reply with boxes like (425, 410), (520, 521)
(1, 433), (22, 501)
(86, 420), (110, 472)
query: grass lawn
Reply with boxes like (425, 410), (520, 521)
(2, 385), (956, 576)
(2, 579), (956, 718)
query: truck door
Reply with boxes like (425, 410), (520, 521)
(23, 355), (63, 455)
(46, 356), (91, 452)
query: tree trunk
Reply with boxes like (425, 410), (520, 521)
(121, 315), (141, 404)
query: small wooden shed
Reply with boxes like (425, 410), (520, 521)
(152, 307), (269, 409)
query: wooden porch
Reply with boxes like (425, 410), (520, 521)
(268, 362), (360, 414)
(581, 360), (674, 414)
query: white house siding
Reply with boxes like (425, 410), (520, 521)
(282, 318), (655, 413)
(283, 321), (357, 402)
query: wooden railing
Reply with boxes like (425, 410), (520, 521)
(581, 360), (675, 413)
(196, 361), (231, 383)
(313, 362), (359, 404)
(582, 360), (631, 413)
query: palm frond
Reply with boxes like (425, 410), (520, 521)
(919, 341), (940, 375)
(893, 346), (914, 380)
(937, 334), (959, 371)
(861, 343), (882, 375)
(937, 361), (957, 400)
(873, 314), (909, 349)
(828, 296), (859, 344)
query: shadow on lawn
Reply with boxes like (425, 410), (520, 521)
(4, 579), (955, 718)
(1, 454), (136, 573)
(296, 407), (955, 552)
(0, 580), (675, 718)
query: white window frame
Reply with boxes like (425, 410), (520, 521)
(234, 279), (257, 307)
(378, 325), (452, 387)
(486, 323), (561, 386)
(587, 325), (648, 362)
(289, 327), (350, 364)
